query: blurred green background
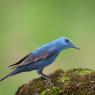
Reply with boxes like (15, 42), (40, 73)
(0, 0), (95, 95)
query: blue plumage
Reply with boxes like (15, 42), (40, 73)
(0, 37), (79, 81)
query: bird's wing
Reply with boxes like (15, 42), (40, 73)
(9, 47), (56, 68)
(8, 53), (32, 67)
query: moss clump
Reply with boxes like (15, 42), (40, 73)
(40, 87), (60, 95)
(16, 69), (95, 95)
(60, 76), (70, 83)
(72, 68), (94, 75)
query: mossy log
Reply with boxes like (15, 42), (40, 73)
(16, 69), (95, 95)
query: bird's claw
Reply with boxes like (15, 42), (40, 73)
(46, 80), (54, 88)
(43, 78), (54, 88)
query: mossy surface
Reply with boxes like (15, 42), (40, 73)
(40, 87), (60, 95)
(16, 69), (95, 95)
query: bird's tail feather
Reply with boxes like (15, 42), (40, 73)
(0, 68), (23, 81)
(0, 72), (14, 81)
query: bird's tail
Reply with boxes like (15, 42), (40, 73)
(0, 72), (12, 81)
(0, 68), (19, 81)
(0, 67), (23, 81)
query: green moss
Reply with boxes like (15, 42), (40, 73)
(60, 76), (69, 83)
(40, 87), (60, 95)
(16, 69), (95, 95)
(73, 68), (94, 75)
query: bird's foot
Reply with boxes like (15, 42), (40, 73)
(46, 80), (54, 88)
(43, 78), (54, 88)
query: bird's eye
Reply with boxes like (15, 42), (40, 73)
(65, 39), (69, 43)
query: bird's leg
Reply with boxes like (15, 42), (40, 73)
(37, 68), (51, 81)
(37, 68), (53, 87)
(41, 73), (51, 81)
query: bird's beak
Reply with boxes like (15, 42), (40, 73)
(73, 46), (80, 50)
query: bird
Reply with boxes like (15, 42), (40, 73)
(0, 37), (79, 82)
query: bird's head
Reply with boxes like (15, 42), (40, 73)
(58, 37), (80, 50)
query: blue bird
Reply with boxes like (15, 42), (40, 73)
(0, 37), (79, 81)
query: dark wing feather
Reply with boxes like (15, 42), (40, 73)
(9, 47), (56, 68)
(8, 53), (32, 67)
